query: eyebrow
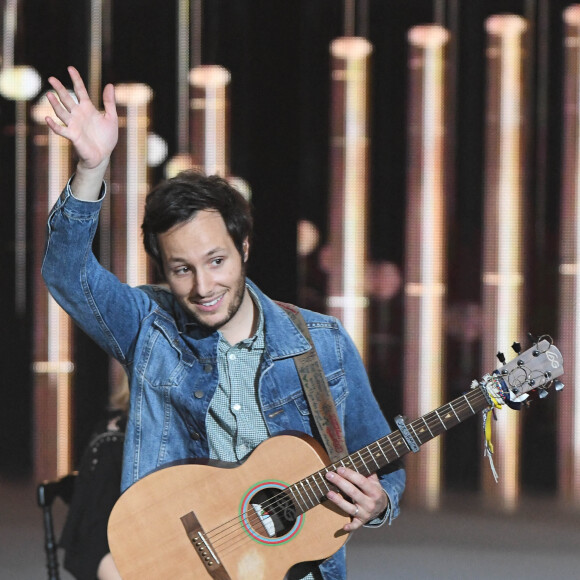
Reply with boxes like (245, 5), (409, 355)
(165, 247), (228, 264)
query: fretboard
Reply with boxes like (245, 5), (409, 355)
(285, 384), (490, 515)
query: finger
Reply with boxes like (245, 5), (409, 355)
(47, 76), (76, 113)
(336, 468), (385, 505)
(325, 488), (365, 532)
(45, 115), (68, 138)
(326, 480), (365, 520)
(102, 83), (118, 119)
(67, 66), (90, 103)
(327, 468), (368, 506)
(45, 91), (71, 125)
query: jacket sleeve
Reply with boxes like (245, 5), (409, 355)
(41, 179), (153, 365)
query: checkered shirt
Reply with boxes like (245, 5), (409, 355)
(205, 288), (318, 580)
(206, 286), (269, 462)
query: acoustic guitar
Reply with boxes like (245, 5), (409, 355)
(108, 337), (564, 579)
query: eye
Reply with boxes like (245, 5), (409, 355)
(173, 265), (190, 275)
(211, 257), (224, 266)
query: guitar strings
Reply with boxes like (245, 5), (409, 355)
(200, 389), (489, 558)
(204, 391), (487, 551)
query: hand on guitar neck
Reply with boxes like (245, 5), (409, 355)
(325, 467), (389, 531)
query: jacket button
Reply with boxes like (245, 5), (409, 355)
(203, 364), (212, 373)
(191, 432), (201, 441)
(194, 390), (204, 399)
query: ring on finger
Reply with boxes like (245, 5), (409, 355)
(353, 505), (359, 517)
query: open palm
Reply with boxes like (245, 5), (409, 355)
(46, 66), (118, 170)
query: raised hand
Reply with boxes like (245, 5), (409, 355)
(46, 66), (118, 172)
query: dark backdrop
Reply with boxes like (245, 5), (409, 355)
(0, 0), (568, 494)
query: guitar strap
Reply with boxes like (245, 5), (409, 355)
(276, 301), (347, 462)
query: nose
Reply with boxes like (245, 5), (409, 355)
(193, 269), (213, 298)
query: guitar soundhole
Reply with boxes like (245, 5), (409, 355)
(240, 481), (304, 545)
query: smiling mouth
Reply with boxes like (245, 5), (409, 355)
(196, 294), (224, 311)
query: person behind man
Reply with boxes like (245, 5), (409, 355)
(42, 66), (405, 580)
(59, 370), (128, 580)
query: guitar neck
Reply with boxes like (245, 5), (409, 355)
(285, 385), (490, 515)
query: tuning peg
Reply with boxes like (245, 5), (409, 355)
(496, 351), (506, 365)
(527, 332), (538, 345)
(512, 342), (521, 354)
(554, 380), (564, 392)
(538, 388), (549, 399)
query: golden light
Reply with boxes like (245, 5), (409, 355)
(558, 4), (580, 507)
(189, 65), (231, 177)
(326, 36), (372, 361)
(403, 24), (450, 510)
(481, 14), (528, 511)
(31, 94), (74, 480)
(111, 83), (153, 288)
(0, 65), (41, 100)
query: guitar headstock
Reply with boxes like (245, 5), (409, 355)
(484, 336), (564, 407)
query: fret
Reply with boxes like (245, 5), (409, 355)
(299, 480), (316, 508)
(387, 436), (401, 457)
(355, 450), (366, 474)
(434, 409), (448, 430)
(287, 486), (306, 515)
(311, 473), (326, 498)
(449, 402), (460, 422)
(376, 440), (389, 462)
(292, 484), (308, 512)
(409, 422), (424, 445)
(421, 416), (434, 438)
(367, 444), (380, 469)
(463, 393), (475, 414)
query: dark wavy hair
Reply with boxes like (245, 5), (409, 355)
(142, 170), (253, 270)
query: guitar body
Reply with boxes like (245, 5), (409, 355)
(108, 432), (350, 579)
(109, 339), (565, 579)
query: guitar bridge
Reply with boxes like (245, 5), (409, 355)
(181, 511), (231, 580)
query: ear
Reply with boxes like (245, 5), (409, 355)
(242, 238), (250, 262)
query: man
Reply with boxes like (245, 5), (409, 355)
(42, 67), (405, 580)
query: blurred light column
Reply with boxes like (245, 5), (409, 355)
(403, 25), (450, 510)
(0, 65), (42, 314)
(559, 4), (580, 507)
(327, 37), (372, 362)
(482, 15), (528, 511)
(31, 96), (73, 481)
(190, 65), (231, 177)
(110, 83), (153, 287)
(109, 84), (153, 389)
(164, 0), (194, 180)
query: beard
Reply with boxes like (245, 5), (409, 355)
(187, 266), (248, 334)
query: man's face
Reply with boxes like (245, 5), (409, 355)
(158, 209), (248, 334)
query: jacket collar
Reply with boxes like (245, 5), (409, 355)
(245, 279), (311, 360)
(140, 278), (311, 360)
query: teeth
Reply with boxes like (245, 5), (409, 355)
(202, 297), (220, 307)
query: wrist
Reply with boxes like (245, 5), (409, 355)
(71, 158), (109, 200)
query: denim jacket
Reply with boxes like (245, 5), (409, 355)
(42, 182), (406, 580)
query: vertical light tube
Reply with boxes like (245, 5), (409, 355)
(559, 5), (580, 507)
(327, 37), (372, 361)
(109, 84), (153, 390)
(177, 0), (191, 153)
(189, 65), (231, 177)
(95, 0), (113, 272)
(0, 66), (42, 314)
(2, 0), (17, 68)
(482, 15), (528, 511)
(31, 97), (74, 480)
(403, 25), (449, 510)
(88, 0), (103, 104)
(111, 83), (153, 288)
